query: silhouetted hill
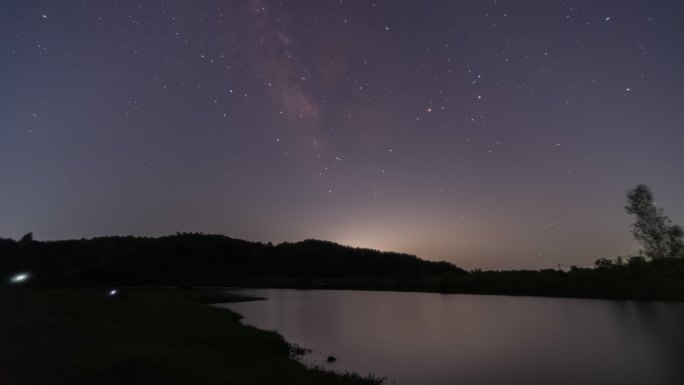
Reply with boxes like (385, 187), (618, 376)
(0, 233), (465, 287)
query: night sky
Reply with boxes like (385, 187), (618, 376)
(2, 1), (683, 269)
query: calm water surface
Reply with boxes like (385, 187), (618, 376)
(218, 289), (684, 385)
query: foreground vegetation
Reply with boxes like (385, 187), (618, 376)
(0, 288), (384, 385)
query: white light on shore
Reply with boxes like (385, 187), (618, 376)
(11, 273), (29, 283)
(109, 289), (118, 296)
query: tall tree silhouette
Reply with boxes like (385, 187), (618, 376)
(625, 185), (683, 259)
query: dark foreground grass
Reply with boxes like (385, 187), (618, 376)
(0, 288), (384, 385)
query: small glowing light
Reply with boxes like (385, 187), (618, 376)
(11, 273), (29, 283)
(109, 289), (118, 296)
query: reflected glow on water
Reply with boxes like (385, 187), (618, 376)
(219, 289), (684, 385)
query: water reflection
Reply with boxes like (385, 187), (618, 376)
(219, 290), (684, 385)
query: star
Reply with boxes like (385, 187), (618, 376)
(2, 0), (682, 274)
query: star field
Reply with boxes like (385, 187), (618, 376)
(1, 0), (683, 269)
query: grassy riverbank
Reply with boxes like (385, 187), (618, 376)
(0, 288), (383, 385)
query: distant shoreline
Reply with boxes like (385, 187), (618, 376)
(119, 281), (684, 303)
(3, 233), (683, 302)
(227, 280), (684, 302)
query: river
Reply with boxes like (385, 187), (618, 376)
(217, 289), (684, 385)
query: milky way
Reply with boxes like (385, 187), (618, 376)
(2, 1), (683, 269)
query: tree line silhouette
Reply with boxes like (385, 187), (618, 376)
(0, 233), (464, 287)
(2, 231), (683, 300)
